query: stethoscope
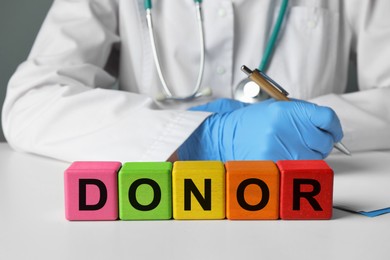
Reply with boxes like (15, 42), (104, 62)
(144, 0), (289, 102)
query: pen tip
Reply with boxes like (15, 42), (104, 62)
(334, 142), (351, 156)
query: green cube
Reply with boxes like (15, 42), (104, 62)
(118, 162), (172, 220)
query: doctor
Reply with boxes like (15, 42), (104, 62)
(2, 0), (390, 162)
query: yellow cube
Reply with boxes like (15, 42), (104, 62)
(172, 161), (225, 220)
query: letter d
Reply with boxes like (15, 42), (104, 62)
(79, 179), (107, 211)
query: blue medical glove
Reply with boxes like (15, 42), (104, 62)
(179, 99), (343, 162)
(189, 98), (249, 114)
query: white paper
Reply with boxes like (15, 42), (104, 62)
(326, 151), (390, 212)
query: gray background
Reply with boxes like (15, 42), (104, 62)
(0, 0), (53, 142)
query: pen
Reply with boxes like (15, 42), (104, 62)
(241, 65), (351, 156)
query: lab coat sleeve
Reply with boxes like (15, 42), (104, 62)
(1, 0), (210, 162)
(311, 0), (390, 152)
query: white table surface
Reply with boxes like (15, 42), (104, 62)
(1, 143), (389, 260)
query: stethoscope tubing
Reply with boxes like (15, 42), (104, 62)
(145, 0), (289, 102)
(259, 0), (289, 71)
(146, 1), (206, 101)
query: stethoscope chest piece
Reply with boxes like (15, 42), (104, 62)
(234, 78), (270, 103)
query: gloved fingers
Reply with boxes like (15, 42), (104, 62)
(258, 135), (324, 161)
(270, 125), (328, 160)
(289, 101), (341, 157)
(188, 98), (248, 114)
(232, 117), (326, 161)
(301, 125), (335, 157)
(308, 105), (344, 143)
(264, 100), (334, 158)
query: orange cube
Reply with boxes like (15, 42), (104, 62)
(226, 161), (279, 220)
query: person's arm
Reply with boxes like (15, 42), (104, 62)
(1, 0), (209, 162)
(310, 0), (390, 152)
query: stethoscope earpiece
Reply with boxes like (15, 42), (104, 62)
(197, 87), (212, 98)
(155, 92), (168, 102)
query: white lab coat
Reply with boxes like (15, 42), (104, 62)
(2, 0), (390, 162)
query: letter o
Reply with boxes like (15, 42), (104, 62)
(236, 178), (270, 211)
(128, 178), (161, 211)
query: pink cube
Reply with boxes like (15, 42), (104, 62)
(64, 161), (122, 220)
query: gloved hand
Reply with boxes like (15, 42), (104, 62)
(189, 98), (249, 114)
(179, 99), (343, 162)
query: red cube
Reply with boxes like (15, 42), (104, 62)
(277, 160), (333, 220)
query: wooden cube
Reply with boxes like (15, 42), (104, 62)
(64, 161), (121, 221)
(226, 161), (279, 220)
(118, 162), (172, 220)
(172, 161), (225, 220)
(277, 160), (333, 220)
